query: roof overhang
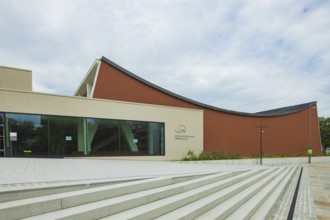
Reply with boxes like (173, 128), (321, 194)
(74, 59), (101, 97)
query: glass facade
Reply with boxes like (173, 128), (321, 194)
(0, 113), (4, 157)
(86, 119), (165, 156)
(1, 112), (165, 157)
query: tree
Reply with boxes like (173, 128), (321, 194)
(319, 117), (330, 154)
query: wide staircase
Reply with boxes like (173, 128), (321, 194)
(0, 166), (302, 220)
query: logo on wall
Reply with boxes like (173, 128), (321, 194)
(175, 124), (186, 134)
(175, 124), (195, 140)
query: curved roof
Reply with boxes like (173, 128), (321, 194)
(101, 56), (316, 117)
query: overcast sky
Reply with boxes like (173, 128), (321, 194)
(1, 0), (329, 116)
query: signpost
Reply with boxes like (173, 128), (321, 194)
(308, 148), (313, 163)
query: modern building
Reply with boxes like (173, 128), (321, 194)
(0, 57), (322, 160)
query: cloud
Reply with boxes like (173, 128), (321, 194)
(0, 0), (330, 116)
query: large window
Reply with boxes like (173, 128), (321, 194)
(5, 114), (49, 156)
(3, 113), (165, 157)
(48, 116), (85, 156)
(86, 119), (164, 156)
(87, 118), (120, 156)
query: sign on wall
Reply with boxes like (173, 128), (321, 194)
(175, 124), (195, 140)
(10, 132), (17, 141)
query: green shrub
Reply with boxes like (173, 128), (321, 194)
(226, 153), (240, 159)
(182, 150), (240, 160)
(198, 151), (222, 160)
(182, 150), (198, 161)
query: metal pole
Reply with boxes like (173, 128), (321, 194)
(260, 125), (263, 165)
(309, 105), (316, 163)
(255, 125), (267, 165)
(310, 105), (312, 149)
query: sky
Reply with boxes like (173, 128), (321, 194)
(1, 0), (330, 117)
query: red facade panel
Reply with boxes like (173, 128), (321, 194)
(93, 62), (197, 109)
(92, 60), (322, 156)
(203, 108), (321, 156)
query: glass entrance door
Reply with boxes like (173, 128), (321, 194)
(0, 113), (4, 157)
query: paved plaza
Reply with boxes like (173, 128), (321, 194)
(0, 158), (329, 219)
(0, 158), (265, 185)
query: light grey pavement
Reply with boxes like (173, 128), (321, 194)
(0, 158), (266, 186)
(308, 163), (330, 220)
(267, 163), (330, 220)
(293, 165), (316, 220)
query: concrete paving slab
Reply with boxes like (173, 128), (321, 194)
(308, 163), (330, 220)
(0, 158), (265, 187)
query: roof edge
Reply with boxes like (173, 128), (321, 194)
(0, 65), (32, 73)
(100, 56), (316, 117)
(74, 59), (100, 97)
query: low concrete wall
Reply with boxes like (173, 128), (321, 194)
(180, 156), (330, 166)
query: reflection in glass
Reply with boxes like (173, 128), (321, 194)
(5, 113), (48, 156)
(87, 119), (164, 156)
(3, 113), (165, 157)
(87, 118), (119, 156)
(48, 116), (85, 156)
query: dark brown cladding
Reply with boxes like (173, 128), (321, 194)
(92, 56), (321, 156)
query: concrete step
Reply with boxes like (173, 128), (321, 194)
(0, 174), (191, 220)
(104, 168), (273, 220)
(16, 171), (239, 220)
(227, 166), (297, 220)
(154, 167), (282, 220)
(267, 166), (316, 220)
(1, 166), (300, 220)
(0, 176), (152, 203)
(195, 167), (289, 220)
(248, 166), (298, 220)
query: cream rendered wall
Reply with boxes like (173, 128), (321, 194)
(0, 66), (32, 91)
(0, 89), (203, 160)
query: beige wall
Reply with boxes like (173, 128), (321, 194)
(0, 66), (32, 91)
(0, 89), (203, 160)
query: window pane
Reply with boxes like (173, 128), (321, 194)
(87, 119), (165, 156)
(48, 116), (84, 156)
(119, 121), (147, 155)
(5, 113), (48, 156)
(148, 122), (165, 155)
(87, 118), (119, 156)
